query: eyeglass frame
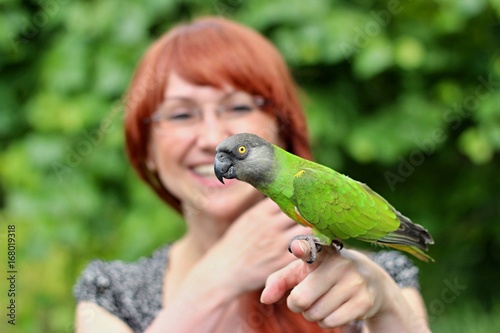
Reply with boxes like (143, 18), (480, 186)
(143, 91), (269, 128)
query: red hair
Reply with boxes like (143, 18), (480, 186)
(124, 17), (343, 332)
(124, 16), (311, 212)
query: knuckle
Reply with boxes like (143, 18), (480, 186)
(303, 307), (323, 322)
(350, 276), (366, 289)
(336, 258), (354, 272)
(318, 315), (339, 329)
(355, 294), (374, 313)
(287, 290), (312, 312)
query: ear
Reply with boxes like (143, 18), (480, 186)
(145, 141), (157, 172)
(146, 156), (156, 171)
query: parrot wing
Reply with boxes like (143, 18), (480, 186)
(290, 167), (403, 243)
(290, 167), (434, 262)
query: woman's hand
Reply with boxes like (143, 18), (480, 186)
(146, 199), (309, 333)
(261, 240), (430, 333)
(209, 198), (310, 295)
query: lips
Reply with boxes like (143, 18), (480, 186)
(192, 164), (216, 177)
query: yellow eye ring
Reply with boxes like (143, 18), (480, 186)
(238, 145), (247, 154)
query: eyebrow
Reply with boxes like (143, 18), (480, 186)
(163, 90), (241, 103)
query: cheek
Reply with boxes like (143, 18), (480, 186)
(253, 125), (282, 145)
(149, 133), (191, 175)
(231, 114), (284, 147)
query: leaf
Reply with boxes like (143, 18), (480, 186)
(458, 127), (494, 164)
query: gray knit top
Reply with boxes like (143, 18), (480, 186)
(73, 246), (419, 332)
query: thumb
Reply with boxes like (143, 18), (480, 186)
(260, 260), (304, 304)
(260, 240), (326, 304)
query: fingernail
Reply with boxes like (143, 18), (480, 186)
(298, 240), (307, 253)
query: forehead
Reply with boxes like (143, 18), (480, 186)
(164, 72), (234, 101)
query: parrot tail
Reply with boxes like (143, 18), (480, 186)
(377, 211), (435, 262)
(383, 244), (435, 262)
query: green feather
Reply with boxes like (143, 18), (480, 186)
(257, 145), (434, 262)
(216, 133), (434, 262)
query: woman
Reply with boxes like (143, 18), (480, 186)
(74, 16), (430, 333)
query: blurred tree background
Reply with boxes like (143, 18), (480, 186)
(1, 0), (499, 332)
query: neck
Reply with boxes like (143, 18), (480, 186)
(179, 203), (233, 256)
(259, 146), (302, 198)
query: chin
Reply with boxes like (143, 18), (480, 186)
(187, 183), (263, 220)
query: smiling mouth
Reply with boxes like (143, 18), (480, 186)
(191, 164), (217, 178)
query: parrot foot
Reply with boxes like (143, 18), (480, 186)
(288, 234), (324, 264)
(331, 239), (344, 250)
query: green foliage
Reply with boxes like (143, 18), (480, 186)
(1, 0), (499, 332)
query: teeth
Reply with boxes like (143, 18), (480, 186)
(192, 165), (216, 177)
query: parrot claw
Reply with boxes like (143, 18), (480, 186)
(288, 235), (325, 264)
(332, 239), (344, 250)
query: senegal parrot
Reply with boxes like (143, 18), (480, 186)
(214, 133), (434, 263)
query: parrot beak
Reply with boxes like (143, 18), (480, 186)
(214, 152), (236, 184)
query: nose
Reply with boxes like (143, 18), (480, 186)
(195, 111), (230, 151)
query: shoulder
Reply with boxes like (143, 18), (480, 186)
(369, 250), (420, 289)
(73, 245), (170, 332)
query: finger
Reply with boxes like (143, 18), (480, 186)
(317, 293), (372, 329)
(260, 260), (307, 304)
(257, 199), (307, 228)
(286, 247), (345, 313)
(288, 238), (338, 264)
(285, 223), (312, 238)
(300, 277), (354, 322)
(289, 239), (314, 262)
(270, 215), (299, 232)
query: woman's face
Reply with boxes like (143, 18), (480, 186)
(147, 72), (284, 221)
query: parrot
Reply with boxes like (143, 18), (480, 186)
(214, 133), (434, 263)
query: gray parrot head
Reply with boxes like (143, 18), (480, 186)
(214, 133), (276, 187)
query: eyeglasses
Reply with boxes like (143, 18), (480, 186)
(147, 91), (266, 130)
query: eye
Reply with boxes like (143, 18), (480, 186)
(238, 145), (247, 155)
(228, 104), (253, 113)
(166, 107), (196, 121)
